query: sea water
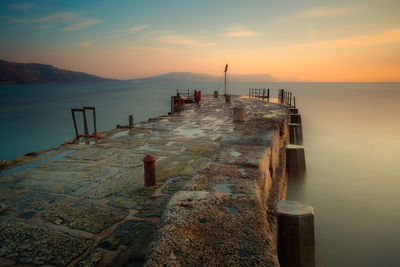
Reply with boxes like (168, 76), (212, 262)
(1, 81), (399, 265)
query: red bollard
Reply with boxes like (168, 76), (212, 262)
(143, 154), (156, 187)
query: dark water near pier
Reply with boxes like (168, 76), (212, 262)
(1, 81), (400, 266)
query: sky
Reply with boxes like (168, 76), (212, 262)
(0, 0), (399, 82)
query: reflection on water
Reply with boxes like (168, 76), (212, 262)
(1, 81), (399, 265)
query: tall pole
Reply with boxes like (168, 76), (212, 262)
(224, 71), (227, 96)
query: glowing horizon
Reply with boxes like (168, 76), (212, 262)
(1, 0), (399, 82)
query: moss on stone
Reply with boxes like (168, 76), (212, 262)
(78, 248), (103, 267)
(136, 197), (171, 218)
(0, 219), (93, 266)
(41, 202), (126, 233)
(111, 221), (158, 265)
(161, 176), (192, 195)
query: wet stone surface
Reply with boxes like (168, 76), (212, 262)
(0, 95), (289, 266)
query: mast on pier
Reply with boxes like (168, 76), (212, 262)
(224, 64), (231, 102)
(224, 64), (228, 96)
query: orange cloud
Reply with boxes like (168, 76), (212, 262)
(129, 25), (149, 32)
(225, 25), (258, 37)
(288, 28), (400, 50)
(295, 6), (354, 19)
(155, 34), (215, 47)
(78, 41), (93, 48)
(62, 19), (101, 31)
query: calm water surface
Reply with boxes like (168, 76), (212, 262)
(1, 81), (399, 266)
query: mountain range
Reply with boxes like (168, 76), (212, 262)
(0, 59), (297, 84)
(0, 60), (113, 83)
(132, 72), (291, 83)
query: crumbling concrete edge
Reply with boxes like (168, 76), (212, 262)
(146, 116), (290, 266)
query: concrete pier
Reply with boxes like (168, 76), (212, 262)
(0, 95), (299, 266)
(278, 200), (315, 267)
(289, 123), (303, 145)
(286, 144), (306, 178)
(129, 115), (134, 128)
(290, 114), (302, 124)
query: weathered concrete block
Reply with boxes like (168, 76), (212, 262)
(278, 200), (315, 267)
(233, 106), (246, 122)
(290, 114), (302, 124)
(286, 144), (306, 179)
(288, 123), (303, 145)
(129, 115), (134, 128)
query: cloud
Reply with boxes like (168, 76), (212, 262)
(107, 25), (150, 39)
(7, 3), (35, 11)
(130, 46), (169, 53)
(78, 41), (93, 48)
(139, 30), (174, 38)
(155, 34), (215, 46)
(295, 6), (354, 19)
(62, 19), (101, 31)
(129, 25), (149, 32)
(0, 11), (100, 31)
(288, 28), (400, 50)
(0, 12), (77, 24)
(225, 25), (258, 37)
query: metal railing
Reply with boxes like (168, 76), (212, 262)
(249, 88), (270, 101)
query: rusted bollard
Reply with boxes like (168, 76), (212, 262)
(129, 115), (134, 128)
(225, 95), (231, 102)
(214, 91), (219, 98)
(143, 154), (156, 187)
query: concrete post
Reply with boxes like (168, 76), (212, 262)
(214, 91), (219, 98)
(129, 115), (134, 128)
(290, 114), (302, 124)
(143, 154), (156, 187)
(233, 106), (246, 122)
(278, 200), (315, 267)
(286, 144), (306, 178)
(289, 123), (303, 145)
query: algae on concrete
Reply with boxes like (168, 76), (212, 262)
(0, 219), (93, 266)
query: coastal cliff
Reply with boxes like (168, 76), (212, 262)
(0, 59), (113, 83)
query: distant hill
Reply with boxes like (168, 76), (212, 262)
(132, 72), (297, 83)
(0, 60), (114, 83)
(133, 72), (220, 82)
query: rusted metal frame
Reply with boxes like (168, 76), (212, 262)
(71, 108), (87, 139)
(83, 107), (97, 135)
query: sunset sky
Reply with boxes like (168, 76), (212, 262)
(0, 0), (399, 81)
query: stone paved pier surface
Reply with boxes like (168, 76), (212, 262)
(0, 95), (290, 266)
